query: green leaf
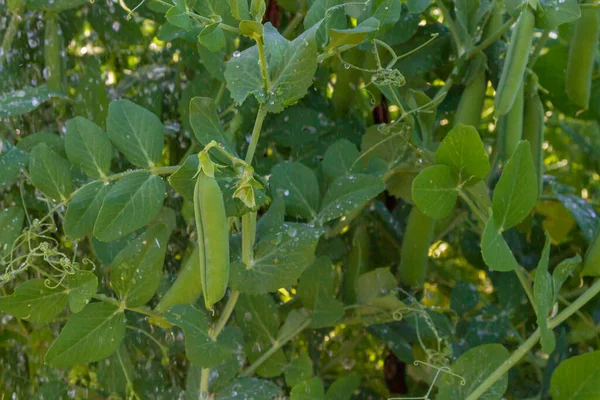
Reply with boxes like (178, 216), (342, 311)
(25, 0), (88, 11)
(356, 268), (397, 305)
(29, 143), (72, 201)
(0, 279), (68, 323)
(411, 165), (459, 219)
(94, 172), (166, 242)
(317, 174), (385, 224)
(199, 23), (226, 51)
(64, 181), (111, 239)
(66, 271), (98, 313)
(256, 195), (285, 238)
(364, 0), (401, 28)
(270, 161), (320, 220)
(0, 206), (24, 259)
(361, 124), (405, 165)
(535, 0), (580, 30)
(106, 100), (164, 168)
(291, 377), (325, 400)
(235, 294), (287, 377)
(297, 257), (344, 328)
(195, 0), (230, 18)
(166, 0), (192, 30)
(550, 351), (600, 400)
(305, 0), (345, 47)
(229, 0), (251, 20)
(481, 214), (520, 272)
(325, 374), (361, 400)
(45, 302), (126, 367)
(285, 353), (314, 387)
(0, 86), (68, 117)
(17, 132), (64, 155)
(327, 17), (380, 49)
(552, 254), (582, 303)
(492, 141), (538, 230)
(436, 124), (490, 184)
(110, 222), (171, 307)
(168, 154), (199, 199)
(322, 139), (359, 183)
(215, 377), (282, 400)
(277, 308), (311, 342)
(451, 281), (479, 315)
(534, 232), (556, 354)
(437, 344), (509, 400)
(230, 223), (322, 293)
(239, 20), (264, 38)
(65, 117), (112, 179)
(165, 305), (242, 368)
(189, 97), (234, 153)
(406, 0), (432, 13)
(0, 146), (28, 188)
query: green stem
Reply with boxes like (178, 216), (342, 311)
(282, 12), (305, 39)
(256, 38), (270, 92)
(200, 368), (210, 398)
(515, 266), (538, 315)
(242, 212), (257, 268)
(317, 44), (359, 63)
(245, 106), (268, 164)
(466, 278), (600, 400)
(468, 16), (517, 57)
(436, 0), (463, 52)
(527, 30), (549, 69)
(1, 11), (21, 66)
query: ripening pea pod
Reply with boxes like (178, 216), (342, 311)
(454, 59), (487, 128)
(154, 245), (202, 314)
(44, 12), (62, 92)
(342, 224), (370, 304)
(494, 5), (535, 117)
(582, 227), (600, 276)
(522, 73), (545, 195)
(194, 173), (230, 310)
(566, 4), (600, 109)
(397, 207), (435, 288)
(501, 80), (525, 160)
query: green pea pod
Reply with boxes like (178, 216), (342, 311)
(342, 224), (370, 304)
(582, 227), (600, 276)
(522, 74), (544, 194)
(454, 62), (487, 128)
(566, 5), (600, 109)
(397, 207), (435, 287)
(494, 6), (535, 117)
(155, 245), (202, 314)
(501, 80), (524, 160)
(44, 12), (62, 92)
(194, 173), (230, 309)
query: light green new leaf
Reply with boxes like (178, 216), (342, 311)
(322, 139), (359, 183)
(194, 0), (230, 18)
(215, 377), (282, 400)
(412, 165), (459, 219)
(189, 97), (234, 153)
(481, 214), (520, 272)
(230, 223), (322, 293)
(198, 23), (226, 51)
(45, 302), (126, 367)
(285, 353), (313, 387)
(437, 344), (509, 400)
(0, 86), (68, 117)
(0, 279), (68, 323)
(436, 123), (490, 184)
(106, 99), (164, 168)
(356, 268), (397, 305)
(534, 232), (556, 354)
(291, 377), (325, 400)
(327, 17), (380, 49)
(550, 351), (600, 400)
(318, 174), (385, 224)
(297, 257), (344, 329)
(29, 143), (72, 201)
(110, 222), (171, 307)
(64, 181), (111, 239)
(552, 254), (582, 303)
(492, 141), (538, 230)
(166, 0), (191, 30)
(66, 271), (98, 313)
(326, 374), (361, 400)
(65, 117), (112, 179)
(165, 304), (241, 368)
(0, 206), (24, 259)
(94, 172), (166, 242)
(270, 162), (320, 220)
(229, 0), (251, 20)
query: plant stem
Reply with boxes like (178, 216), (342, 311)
(245, 106), (268, 164)
(514, 266), (538, 315)
(256, 38), (270, 92)
(527, 30), (549, 69)
(317, 44), (359, 63)
(468, 16), (517, 57)
(436, 0), (464, 52)
(282, 12), (305, 39)
(1, 11), (21, 66)
(465, 277), (600, 400)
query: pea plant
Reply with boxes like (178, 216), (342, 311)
(2, 0), (600, 398)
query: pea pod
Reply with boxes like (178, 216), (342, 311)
(566, 5), (600, 109)
(522, 74), (544, 194)
(582, 226), (600, 276)
(155, 245), (202, 314)
(501, 80), (524, 160)
(44, 12), (62, 91)
(342, 224), (370, 304)
(454, 62), (487, 128)
(494, 6), (535, 117)
(397, 207), (435, 287)
(194, 173), (230, 309)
